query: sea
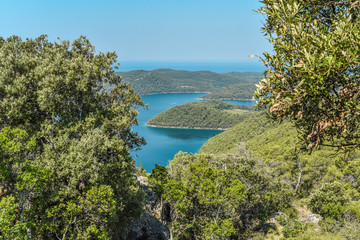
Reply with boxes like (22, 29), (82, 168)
(132, 93), (256, 172)
(123, 61), (262, 172)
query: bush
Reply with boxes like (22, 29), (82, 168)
(161, 147), (294, 239)
(282, 221), (308, 238)
(308, 182), (350, 220)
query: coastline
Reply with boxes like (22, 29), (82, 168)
(139, 92), (256, 101)
(198, 97), (255, 101)
(146, 123), (227, 131)
(141, 91), (210, 96)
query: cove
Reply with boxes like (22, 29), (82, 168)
(131, 93), (256, 172)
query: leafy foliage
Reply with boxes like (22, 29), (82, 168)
(308, 182), (351, 220)
(256, 0), (360, 150)
(201, 111), (360, 197)
(152, 149), (293, 239)
(0, 128), (44, 240)
(0, 35), (145, 239)
(148, 164), (168, 198)
(199, 111), (360, 239)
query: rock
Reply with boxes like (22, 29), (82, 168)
(126, 175), (170, 240)
(299, 214), (322, 224)
(126, 213), (170, 240)
(137, 176), (148, 185)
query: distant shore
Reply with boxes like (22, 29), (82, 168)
(140, 92), (256, 102)
(198, 97), (256, 101)
(141, 91), (210, 96)
(146, 123), (227, 131)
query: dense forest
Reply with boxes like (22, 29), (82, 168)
(117, 69), (261, 99)
(0, 36), (145, 239)
(147, 100), (251, 129)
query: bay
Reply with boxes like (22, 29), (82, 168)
(132, 93), (256, 172)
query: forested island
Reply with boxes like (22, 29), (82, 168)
(118, 69), (260, 99)
(147, 100), (252, 129)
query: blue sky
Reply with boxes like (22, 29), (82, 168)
(0, 0), (270, 62)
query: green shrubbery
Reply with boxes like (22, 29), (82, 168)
(308, 182), (350, 220)
(150, 146), (294, 239)
(0, 36), (144, 239)
(198, 111), (360, 239)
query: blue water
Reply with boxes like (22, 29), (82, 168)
(132, 93), (256, 172)
(117, 60), (266, 73)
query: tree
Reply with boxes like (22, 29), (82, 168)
(0, 127), (46, 239)
(308, 182), (350, 219)
(158, 148), (293, 239)
(0, 35), (145, 239)
(255, 0), (360, 150)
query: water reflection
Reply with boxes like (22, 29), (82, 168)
(147, 126), (224, 140)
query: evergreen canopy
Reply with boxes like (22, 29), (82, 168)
(0, 35), (145, 239)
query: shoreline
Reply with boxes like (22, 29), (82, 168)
(146, 123), (227, 131)
(140, 92), (210, 96)
(198, 97), (255, 101)
(139, 92), (256, 101)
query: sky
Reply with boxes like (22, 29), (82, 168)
(0, 0), (270, 63)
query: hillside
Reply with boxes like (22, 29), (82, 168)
(147, 100), (251, 129)
(199, 82), (257, 100)
(200, 112), (356, 195)
(117, 69), (261, 96)
(149, 110), (360, 239)
(200, 111), (273, 154)
(200, 111), (340, 162)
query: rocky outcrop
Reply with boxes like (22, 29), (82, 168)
(299, 214), (322, 224)
(126, 176), (170, 240)
(126, 213), (170, 240)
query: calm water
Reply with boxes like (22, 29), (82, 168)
(132, 93), (256, 172)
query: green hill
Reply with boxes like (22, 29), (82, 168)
(199, 111), (358, 196)
(147, 100), (251, 129)
(200, 111), (339, 163)
(117, 69), (261, 96)
(200, 111), (273, 154)
(199, 83), (257, 100)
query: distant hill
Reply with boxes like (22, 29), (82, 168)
(200, 83), (257, 100)
(222, 71), (263, 81)
(117, 69), (261, 96)
(147, 100), (252, 130)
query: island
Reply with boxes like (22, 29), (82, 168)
(146, 100), (254, 130)
(117, 69), (261, 100)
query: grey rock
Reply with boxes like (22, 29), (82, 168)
(299, 214), (322, 224)
(126, 175), (170, 240)
(137, 176), (148, 185)
(126, 213), (170, 240)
